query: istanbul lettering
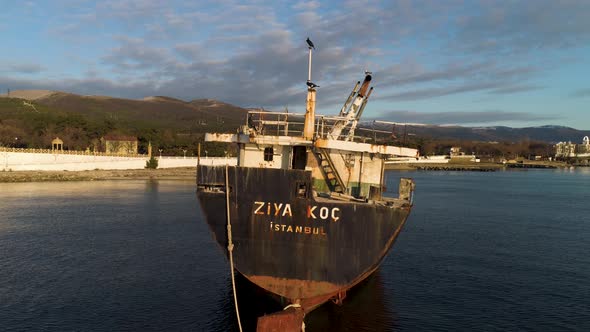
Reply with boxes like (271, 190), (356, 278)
(253, 201), (340, 237)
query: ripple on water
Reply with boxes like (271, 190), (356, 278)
(1, 171), (589, 331)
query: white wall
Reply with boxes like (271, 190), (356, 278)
(158, 156), (236, 168)
(1, 151), (235, 171)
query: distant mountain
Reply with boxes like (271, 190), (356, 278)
(2, 90), (588, 148)
(365, 122), (590, 144)
(1, 89), (56, 100)
(20, 91), (249, 129)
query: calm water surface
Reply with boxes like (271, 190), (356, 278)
(1, 169), (589, 331)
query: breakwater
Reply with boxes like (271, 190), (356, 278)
(506, 163), (558, 169)
(414, 165), (499, 172)
(386, 162), (504, 172)
(387, 161), (568, 172)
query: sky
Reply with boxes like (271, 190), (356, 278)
(0, 0), (589, 129)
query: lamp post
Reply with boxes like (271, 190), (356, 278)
(182, 149), (187, 159)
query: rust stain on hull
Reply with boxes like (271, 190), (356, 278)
(247, 275), (341, 304)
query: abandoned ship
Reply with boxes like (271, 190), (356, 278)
(196, 41), (418, 331)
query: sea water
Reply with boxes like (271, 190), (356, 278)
(1, 169), (589, 331)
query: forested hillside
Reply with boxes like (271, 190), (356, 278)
(0, 93), (248, 156)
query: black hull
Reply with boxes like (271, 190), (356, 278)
(197, 165), (411, 309)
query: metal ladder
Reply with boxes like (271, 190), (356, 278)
(315, 148), (347, 194)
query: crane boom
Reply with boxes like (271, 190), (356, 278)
(339, 81), (360, 116)
(328, 74), (372, 140)
(346, 86), (373, 141)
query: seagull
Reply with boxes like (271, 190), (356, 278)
(306, 37), (315, 49)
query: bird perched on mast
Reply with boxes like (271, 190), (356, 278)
(306, 37), (318, 88)
(306, 37), (315, 50)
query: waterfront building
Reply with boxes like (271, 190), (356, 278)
(103, 136), (138, 155)
(555, 136), (590, 158)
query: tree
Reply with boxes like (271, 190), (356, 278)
(145, 156), (158, 169)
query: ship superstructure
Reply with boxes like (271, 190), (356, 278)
(204, 73), (417, 198)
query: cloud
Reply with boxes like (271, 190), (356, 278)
(92, 23), (358, 107)
(570, 88), (590, 98)
(2, 0), (587, 122)
(1, 63), (46, 74)
(368, 110), (558, 125)
(488, 85), (544, 95)
(173, 43), (205, 60)
(380, 61), (495, 86)
(0, 76), (158, 100)
(292, 1), (320, 11)
(96, 0), (170, 19)
(450, 1), (590, 55)
(101, 37), (172, 72)
(375, 60), (542, 101)
(380, 82), (505, 101)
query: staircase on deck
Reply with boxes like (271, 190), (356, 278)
(314, 148), (347, 194)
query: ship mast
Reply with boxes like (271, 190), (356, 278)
(303, 38), (317, 140)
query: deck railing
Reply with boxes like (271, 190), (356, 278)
(247, 110), (395, 143)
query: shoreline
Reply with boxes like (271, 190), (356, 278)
(1, 161), (574, 183)
(385, 162), (504, 171)
(0, 167), (197, 183)
(385, 161), (570, 171)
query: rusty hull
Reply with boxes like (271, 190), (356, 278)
(256, 307), (305, 332)
(196, 165), (412, 312)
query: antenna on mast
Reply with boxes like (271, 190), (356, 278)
(303, 38), (317, 139)
(306, 37), (319, 88)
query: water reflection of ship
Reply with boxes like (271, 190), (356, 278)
(305, 272), (397, 331)
(212, 274), (280, 331)
(221, 272), (397, 331)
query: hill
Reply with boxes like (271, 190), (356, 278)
(365, 123), (590, 144)
(0, 91), (249, 155)
(32, 92), (248, 129)
(2, 90), (589, 158)
(0, 89), (56, 100)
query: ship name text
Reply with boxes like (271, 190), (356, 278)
(253, 201), (341, 237)
(253, 201), (340, 222)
